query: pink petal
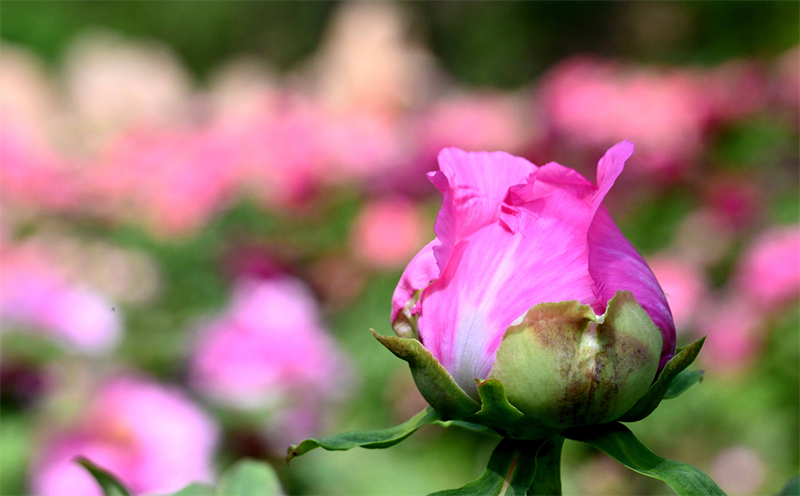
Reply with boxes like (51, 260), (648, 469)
(429, 148), (536, 274)
(418, 189), (598, 397)
(586, 142), (676, 367)
(390, 239), (440, 325)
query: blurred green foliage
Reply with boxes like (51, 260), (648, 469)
(2, 1), (798, 87)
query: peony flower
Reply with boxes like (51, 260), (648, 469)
(735, 225), (800, 311)
(30, 376), (219, 496)
(391, 141), (676, 428)
(189, 277), (350, 448)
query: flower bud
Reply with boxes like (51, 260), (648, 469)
(388, 141), (676, 432)
(490, 292), (662, 428)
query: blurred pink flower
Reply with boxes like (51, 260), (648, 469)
(189, 277), (350, 446)
(735, 226), (800, 311)
(697, 296), (764, 373)
(0, 117), (82, 212)
(31, 376), (219, 496)
(214, 96), (328, 209)
(0, 246), (121, 354)
(322, 110), (408, 183)
(89, 127), (240, 236)
(539, 57), (708, 176)
(700, 60), (767, 124)
(351, 197), (427, 268)
(647, 256), (709, 333)
(414, 93), (534, 166)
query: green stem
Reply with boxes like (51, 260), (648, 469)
(528, 436), (564, 496)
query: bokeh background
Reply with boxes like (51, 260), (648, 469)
(1, 2), (798, 495)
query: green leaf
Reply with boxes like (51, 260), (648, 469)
(372, 330), (480, 420)
(664, 369), (704, 399)
(434, 420), (499, 437)
(75, 457), (131, 496)
(286, 407), (442, 464)
(465, 379), (558, 440)
(619, 337), (705, 422)
(216, 459), (282, 496)
(777, 475), (800, 496)
(528, 436), (564, 496)
(159, 483), (215, 496)
(564, 422), (726, 495)
(428, 438), (550, 496)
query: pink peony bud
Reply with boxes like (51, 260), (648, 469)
(391, 141), (676, 427)
(30, 376), (219, 496)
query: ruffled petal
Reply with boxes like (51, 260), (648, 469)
(429, 148), (536, 274)
(418, 189), (598, 398)
(390, 239), (440, 335)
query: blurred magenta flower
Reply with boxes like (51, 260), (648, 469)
(0, 246), (121, 354)
(539, 57), (707, 176)
(30, 376), (219, 496)
(647, 255), (709, 333)
(189, 277), (350, 445)
(392, 141), (676, 425)
(351, 197), (427, 268)
(735, 225), (800, 311)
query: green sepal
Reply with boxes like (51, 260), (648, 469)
(619, 336), (706, 422)
(286, 407), (441, 464)
(464, 379), (559, 440)
(664, 369), (704, 399)
(216, 459), (282, 496)
(75, 457), (131, 496)
(564, 422), (725, 495)
(490, 292), (663, 429)
(428, 437), (559, 496)
(372, 329), (480, 420)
